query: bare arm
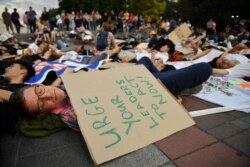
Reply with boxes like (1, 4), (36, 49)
(189, 48), (211, 61)
(51, 68), (74, 86)
(212, 68), (229, 76)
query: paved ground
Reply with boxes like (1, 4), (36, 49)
(1, 96), (249, 167)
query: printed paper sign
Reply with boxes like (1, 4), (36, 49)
(62, 65), (195, 164)
(195, 76), (250, 113)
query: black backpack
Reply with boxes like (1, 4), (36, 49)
(96, 31), (108, 51)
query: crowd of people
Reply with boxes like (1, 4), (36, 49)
(0, 6), (250, 136)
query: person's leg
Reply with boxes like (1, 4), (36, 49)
(10, 23), (14, 33)
(137, 57), (159, 73)
(29, 21), (32, 33)
(153, 62), (212, 94)
(16, 21), (21, 33)
(33, 22), (37, 33)
(5, 23), (9, 33)
(13, 22), (18, 33)
(56, 39), (67, 49)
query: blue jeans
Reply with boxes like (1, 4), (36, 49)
(56, 39), (67, 49)
(137, 57), (212, 94)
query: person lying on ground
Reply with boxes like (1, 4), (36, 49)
(212, 63), (250, 79)
(188, 43), (249, 66)
(154, 37), (187, 61)
(8, 57), (212, 131)
(181, 30), (207, 55)
(0, 59), (35, 134)
(106, 47), (176, 72)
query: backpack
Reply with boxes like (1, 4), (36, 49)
(29, 12), (36, 22)
(96, 31), (108, 51)
(19, 114), (66, 137)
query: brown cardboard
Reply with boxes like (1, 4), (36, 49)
(168, 23), (192, 44)
(61, 65), (195, 164)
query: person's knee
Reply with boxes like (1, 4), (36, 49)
(138, 56), (151, 63)
(194, 62), (212, 78)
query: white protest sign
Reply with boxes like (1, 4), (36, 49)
(168, 23), (192, 45)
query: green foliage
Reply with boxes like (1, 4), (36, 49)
(175, 0), (250, 29)
(48, 8), (60, 17)
(58, 0), (123, 13)
(58, 0), (166, 19)
(129, 0), (167, 19)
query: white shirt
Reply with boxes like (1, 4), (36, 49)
(226, 63), (250, 78)
(28, 43), (39, 54)
(225, 54), (249, 64)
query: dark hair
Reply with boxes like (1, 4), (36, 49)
(209, 57), (219, 68)
(154, 38), (176, 54)
(15, 59), (35, 81)
(9, 86), (36, 118)
(163, 39), (176, 54)
(102, 22), (111, 31)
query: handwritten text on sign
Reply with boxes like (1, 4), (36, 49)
(80, 75), (167, 149)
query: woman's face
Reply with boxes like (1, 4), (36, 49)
(23, 85), (66, 114)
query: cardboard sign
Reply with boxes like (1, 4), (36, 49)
(61, 65), (195, 164)
(168, 23), (192, 44)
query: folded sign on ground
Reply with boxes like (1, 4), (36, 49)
(62, 65), (195, 165)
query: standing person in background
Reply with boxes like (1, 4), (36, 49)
(28, 6), (37, 33)
(212, 19), (217, 36)
(41, 7), (49, 27)
(2, 8), (14, 34)
(70, 11), (76, 30)
(64, 12), (70, 31)
(23, 11), (29, 33)
(11, 8), (21, 34)
(56, 14), (63, 31)
(206, 18), (217, 37)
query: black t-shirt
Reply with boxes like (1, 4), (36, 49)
(0, 83), (28, 134)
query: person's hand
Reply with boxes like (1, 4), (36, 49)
(43, 50), (53, 59)
(110, 46), (122, 56)
(63, 68), (74, 74)
(49, 43), (57, 51)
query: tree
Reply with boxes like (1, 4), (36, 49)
(174, 0), (250, 30)
(129, 0), (167, 20)
(58, 0), (124, 13)
(58, 0), (167, 19)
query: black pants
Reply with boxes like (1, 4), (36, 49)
(12, 20), (21, 33)
(137, 57), (212, 94)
